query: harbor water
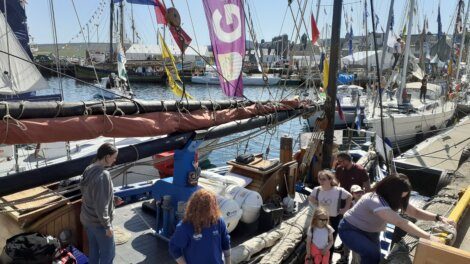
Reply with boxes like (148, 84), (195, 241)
(38, 77), (308, 167)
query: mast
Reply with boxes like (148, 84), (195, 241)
(456, 0), (470, 81)
(131, 3), (135, 43)
(364, 0), (369, 80)
(322, 0), (343, 169)
(109, 0), (114, 62)
(315, 0), (321, 23)
(120, 0), (124, 46)
(419, 19), (425, 71)
(397, 0), (415, 105)
(380, 0), (394, 74)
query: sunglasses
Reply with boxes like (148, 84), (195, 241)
(318, 218), (329, 222)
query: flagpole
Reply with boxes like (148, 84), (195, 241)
(322, 0), (343, 169)
(316, 0), (321, 25)
(398, 0), (415, 105)
(456, 0), (470, 81)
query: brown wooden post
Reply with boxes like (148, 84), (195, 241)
(279, 136), (293, 198)
(280, 136), (293, 164)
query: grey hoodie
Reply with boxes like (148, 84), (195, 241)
(80, 163), (114, 228)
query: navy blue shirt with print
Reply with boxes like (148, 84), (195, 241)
(169, 217), (230, 264)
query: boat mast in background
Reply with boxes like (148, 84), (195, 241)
(397, 0), (415, 105)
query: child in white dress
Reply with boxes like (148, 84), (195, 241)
(305, 207), (334, 264)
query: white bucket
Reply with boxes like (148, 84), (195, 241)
(216, 195), (242, 233)
(225, 185), (263, 224)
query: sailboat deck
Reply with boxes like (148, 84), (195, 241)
(394, 116), (470, 172)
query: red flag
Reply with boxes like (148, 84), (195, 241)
(336, 99), (345, 121)
(154, 0), (167, 25)
(311, 12), (320, 44)
(153, 0), (191, 52)
(169, 26), (192, 53)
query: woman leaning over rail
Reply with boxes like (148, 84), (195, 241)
(169, 189), (231, 264)
(338, 173), (456, 264)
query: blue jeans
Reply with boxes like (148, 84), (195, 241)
(85, 225), (115, 264)
(338, 219), (380, 264)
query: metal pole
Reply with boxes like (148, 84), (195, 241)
(321, 0), (343, 169)
(109, 0), (114, 62)
(398, 0), (415, 105)
(315, 0), (321, 23)
(380, 0), (395, 74)
(371, 0), (390, 174)
(456, 0), (470, 81)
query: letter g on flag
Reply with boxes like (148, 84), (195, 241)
(212, 4), (242, 43)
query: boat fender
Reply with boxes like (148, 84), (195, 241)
(200, 170), (240, 186)
(216, 195), (242, 233)
(225, 185), (263, 224)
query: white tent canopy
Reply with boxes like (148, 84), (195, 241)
(125, 44), (209, 61)
(125, 44), (161, 60)
(341, 50), (394, 70)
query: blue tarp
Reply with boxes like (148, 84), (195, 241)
(337, 74), (355, 84)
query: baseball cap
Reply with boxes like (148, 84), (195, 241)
(351, 185), (363, 193)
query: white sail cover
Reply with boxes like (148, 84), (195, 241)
(0, 12), (48, 95)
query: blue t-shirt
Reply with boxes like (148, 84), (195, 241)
(169, 217), (231, 264)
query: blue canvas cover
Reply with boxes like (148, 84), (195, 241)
(0, 0), (33, 59)
(338, 74), (355, 84)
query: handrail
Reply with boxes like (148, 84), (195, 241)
(449, 186), (470, 223)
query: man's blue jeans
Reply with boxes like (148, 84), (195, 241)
(85, 225), (115, 264)
(338, 219), (381, 264)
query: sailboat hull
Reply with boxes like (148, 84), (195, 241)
(365, 101), (456, 149)
(74, 65), (165, 83)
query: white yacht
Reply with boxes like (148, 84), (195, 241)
(307, 85), (367, 129)
(365, 82), (456, 149)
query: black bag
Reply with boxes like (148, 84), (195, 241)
(236, 154), (255, 164)
(1, 232), (59, 264)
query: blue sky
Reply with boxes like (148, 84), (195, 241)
(26, 0), (462, 47)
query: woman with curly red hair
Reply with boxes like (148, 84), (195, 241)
(169, 189), (231, 264)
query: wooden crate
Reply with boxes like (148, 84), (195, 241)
(0, 186), (68, 227)
(0, 186), (85, 252)
(227, 155), (282, 201)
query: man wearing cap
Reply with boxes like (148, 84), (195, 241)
(335, 152), (371, 194)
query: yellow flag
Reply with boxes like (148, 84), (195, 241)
(323, 57), (329, 90)
(447, 60), (453, 76)
(159, 33), (193, 99)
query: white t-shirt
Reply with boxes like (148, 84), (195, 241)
(307, 225), (334, 250)
(310, 186), (350, 217)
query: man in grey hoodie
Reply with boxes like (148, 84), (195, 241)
(80, 143), (118, 264)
